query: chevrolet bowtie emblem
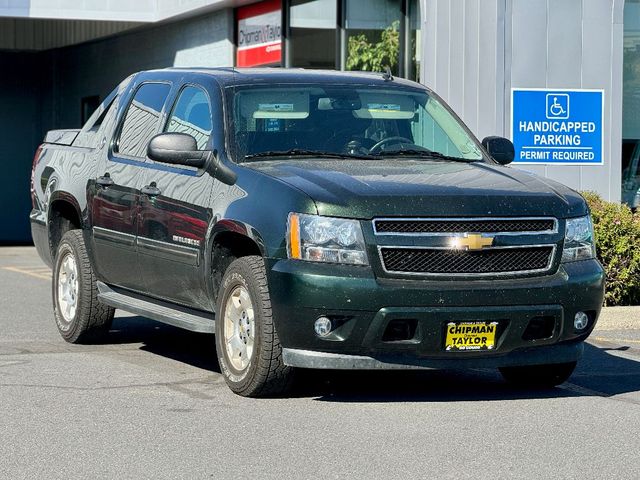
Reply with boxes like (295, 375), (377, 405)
(449, 234), (494, 250)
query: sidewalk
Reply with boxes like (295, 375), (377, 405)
(596, 306), (640, 331)
(0, 246), (37, 256)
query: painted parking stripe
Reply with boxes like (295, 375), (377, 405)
(2, 266), (52, 280)
(591, 336), (640, 345)
(560, 382), (612, 398)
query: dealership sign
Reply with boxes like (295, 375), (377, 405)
(511, 88), (604, 165)
(237, 0), (282, 67)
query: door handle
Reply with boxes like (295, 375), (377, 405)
(141, 182), (161, 197)
(96, 173), (114, 188)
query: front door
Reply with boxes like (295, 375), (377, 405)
(91, 81), (173, 291)
(137, 84), (215, 309)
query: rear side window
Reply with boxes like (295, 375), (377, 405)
(165, 86), (212, 150)
(82, 92), (116, 132)
(117, 82), (171, 158)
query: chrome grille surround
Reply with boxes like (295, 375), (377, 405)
(372, 217), (560, 277)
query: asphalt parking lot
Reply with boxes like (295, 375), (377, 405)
(1, 247), (639, 479)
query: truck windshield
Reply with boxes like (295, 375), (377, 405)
(229, 84), (485, 163)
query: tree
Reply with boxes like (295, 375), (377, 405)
(346, 21), (400, 73)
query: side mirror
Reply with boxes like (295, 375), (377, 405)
(147, 132), (207, 168)
(482, 136), (515, 165)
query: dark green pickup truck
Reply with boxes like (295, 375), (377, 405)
(30, 68), (604, 396)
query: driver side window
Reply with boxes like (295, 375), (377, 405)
(165, 86), (213, 150)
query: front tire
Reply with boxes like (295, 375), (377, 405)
(499, 361), (577, 388)
(215, 256), (293, 397)
(53, 230), (114, 343)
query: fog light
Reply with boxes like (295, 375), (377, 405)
(314, 316), (332, 337)
(574, 312), (589, 330)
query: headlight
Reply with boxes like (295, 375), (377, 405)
(562, 215), (596, 262)
(287, 213), (368, 265)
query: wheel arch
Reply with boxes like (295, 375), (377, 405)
(206, 219), (267, 309)
(48, 191), (84, 259)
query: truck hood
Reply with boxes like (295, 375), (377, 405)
(245, 159), (587, 218)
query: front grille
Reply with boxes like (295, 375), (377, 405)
(374, 218), (556, 234)
(380, 246), (554, 275)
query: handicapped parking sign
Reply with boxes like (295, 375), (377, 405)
(511, 88), (604, 165)
(546, 94), (569, 119)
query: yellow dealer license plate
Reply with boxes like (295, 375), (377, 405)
(445, 321), (498, 351)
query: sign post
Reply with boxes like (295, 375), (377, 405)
(511, 88), (604, 165)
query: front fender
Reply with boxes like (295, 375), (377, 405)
(207, 166), (318, 258)
(209, 219), (267, 257)
(202, 166), (318, 307)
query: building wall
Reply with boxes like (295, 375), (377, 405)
(42, 9), (234, 131)
(0, 52), (41, 243)
(421, 0), (505, 144)
(0, 0), (249, 22)
(0, 8), (234, 242)
(421, 0), (625, 202)
(0, 18), (143, 50)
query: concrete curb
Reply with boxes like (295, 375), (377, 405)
(0, 246), (37, 256)
(595, 306), (640, 331)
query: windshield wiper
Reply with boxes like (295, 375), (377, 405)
(372, 149), (481, 162)
(244, 148), (374, 161)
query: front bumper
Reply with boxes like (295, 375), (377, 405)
(283, 342), (584, 370)
(266, 258), (605, 369)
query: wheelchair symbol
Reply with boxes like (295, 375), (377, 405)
(546, 93), (569, 119)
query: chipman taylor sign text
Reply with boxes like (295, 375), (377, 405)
(511, 89), (604, 165)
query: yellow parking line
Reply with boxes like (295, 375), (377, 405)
(2, 266), (51, 281)
(591, 336), (640, 345)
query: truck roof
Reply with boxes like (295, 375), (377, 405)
(143, 67), (426, 90)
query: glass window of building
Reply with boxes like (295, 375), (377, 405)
(345, 0), (402, 75)
(289, 0), (337, 69)
(282, 0), (421, 81)
(408, 0), (420, 82)
(623, 0), (640, 210)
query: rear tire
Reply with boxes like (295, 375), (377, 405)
(215, 256), (293, 397)
(52, 230), (114, 343)
(499, 361), (577, 388)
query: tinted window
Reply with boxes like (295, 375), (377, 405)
(81, 95), (101, 125)
(118, 83), (171, 158)
(231, 85), (484, 162)
(165, 86), (212, 150)
(89, 98), (113, 131)
(82, 90), (116, 132)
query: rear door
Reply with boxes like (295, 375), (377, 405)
(136, 82), (216, 309)
(90, 81), (172, 291)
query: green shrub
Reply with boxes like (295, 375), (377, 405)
(346, 21), (399, 73)
(581, 191), (640, 306)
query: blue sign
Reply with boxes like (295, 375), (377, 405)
(511, 89), (604, 165)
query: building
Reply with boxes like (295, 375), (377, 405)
(0, 0), (637, 243)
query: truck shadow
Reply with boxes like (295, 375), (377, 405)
(106, 316), (640, 402)
(106, 315), (220, 373)
(299, 343), (640, 402)
(303, 343), (640, 403)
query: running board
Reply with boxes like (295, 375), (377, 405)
(97, 282), (215, 334)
